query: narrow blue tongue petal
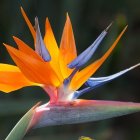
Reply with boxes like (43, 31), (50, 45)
(86, 63), (140, 88)
(68, 23), (112, 69)
(35, 17), (51, 61)
(73, 63), (140, 99)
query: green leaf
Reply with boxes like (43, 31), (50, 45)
(5, 102), (40, 140)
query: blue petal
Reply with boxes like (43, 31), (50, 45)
(35, 17), (51, 61)
(86, 63), (140, 87)
(68, 23), (112, 69)
(73, 63), (140, 99)
(63, 68), (78, 86)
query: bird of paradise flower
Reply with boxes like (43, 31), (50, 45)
(1, 7), (140, 139)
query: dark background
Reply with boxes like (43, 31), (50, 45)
(0, 0), (140, 140)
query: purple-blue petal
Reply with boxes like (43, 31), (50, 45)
(68, 23), (112, 69)
(73, 63), (139, 99)
(86, 63), (140, 87)
(63, 68), (79, 86)
(35, 17), (51, 61)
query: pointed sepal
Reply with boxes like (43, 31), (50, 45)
(70, 26), (128, 90)
(20, 7), (36, 41)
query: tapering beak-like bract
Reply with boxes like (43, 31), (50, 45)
(15, 100), (140, 129)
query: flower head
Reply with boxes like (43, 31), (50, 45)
(1, 7), (140, 131)
(2, 8), (139, 103)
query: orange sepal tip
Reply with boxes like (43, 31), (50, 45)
(70, 26), (128, 90)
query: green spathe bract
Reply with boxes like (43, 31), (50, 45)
(5, 103), (40, 140)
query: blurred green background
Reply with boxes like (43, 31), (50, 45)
(0, 0), (140, 140)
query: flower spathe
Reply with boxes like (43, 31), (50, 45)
(1, 7), (140, 130)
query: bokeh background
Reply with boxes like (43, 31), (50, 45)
(0, 0), (140, 140)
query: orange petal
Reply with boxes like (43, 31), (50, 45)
(4, 44), (60, 87)
(0, 64), (37, 93)
(13, 36), (43, 61)
(20, 7), (36, 41)
(44, 18), (59, 59)
(44, 18), (63, 81)
(70, 26), (128, 90)
(59, 14), (77, 78)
